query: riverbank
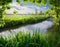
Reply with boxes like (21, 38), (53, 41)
(0, 14), (49, 30)
(0, 21), (60, 47)
(0, 18), (54, 37)
(0, 29), (60, 47)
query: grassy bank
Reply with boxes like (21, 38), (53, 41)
(0, 29), (60, 47)
(0, 20), (60, 47)
(0, 14), (48, 28)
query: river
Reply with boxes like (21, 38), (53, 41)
(0, 18), (54, 37)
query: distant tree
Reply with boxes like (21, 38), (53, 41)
(24, 0), (28, 4)
(17, 0), (20, 3)
(0, 0), (12, 18)
(31, 0), (47, 14)
(49, 0), (60, 17)
(41, 0), (47, 6)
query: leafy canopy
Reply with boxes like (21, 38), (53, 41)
(49, 0), (60, 8)
(0, 0), (12, 5)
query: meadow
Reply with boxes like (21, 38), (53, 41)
(0, 14), (48, 28)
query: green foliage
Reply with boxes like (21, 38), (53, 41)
(6, 6), (11, 9)
(35, 0), (41, 5)
(0, 0), (12, 27)
(23, 0), (47, 5)
(49, 0), (60, 18)
(17, 0), (20, 3)
(44, 0), (60, 26)
(49, 0), (60, 7)
(0, 32), (45, 47)
(0, 0), (12, 19)
(0, 28), (60, 47)
(0, 0), (12, 5)
(24, 0), (28, 4)
(0, 15), (48, 28)
(41, 0), (47, 6)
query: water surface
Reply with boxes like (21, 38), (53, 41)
(0, 19), (54, 37)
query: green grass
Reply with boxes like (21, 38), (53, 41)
(0, 14), (48, 28)
(0, 29), (60, 47)
(0, 31), (51, 47)
(5, 15), (45, 21)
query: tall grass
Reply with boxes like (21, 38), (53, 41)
(0, 29), (60, 47)
(0, 32), (47, 47)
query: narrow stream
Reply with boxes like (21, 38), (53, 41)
(0, 19), (54, 37)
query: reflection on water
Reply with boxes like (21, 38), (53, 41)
(0, 20), (54, 37)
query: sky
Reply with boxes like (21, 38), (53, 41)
(7, 0), (51, 14)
